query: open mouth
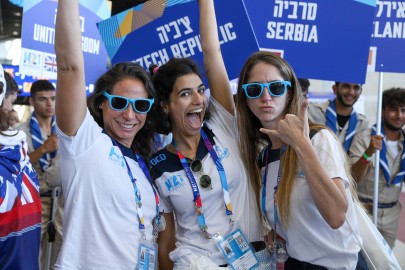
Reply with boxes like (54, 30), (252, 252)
(186, 108), (203, 129)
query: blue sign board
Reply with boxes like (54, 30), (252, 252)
(98, 0), (259, 83)
(369, 0), (405, 73)
(244, 0), (377, 83)
(3, 65), (56, 97)
(19, 0), (110, 94)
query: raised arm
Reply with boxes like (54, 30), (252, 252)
(199, 0), (234, 115)
(54, 0), (87, 135)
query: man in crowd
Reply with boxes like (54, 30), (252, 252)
(308, 82), (369, 153)
(350, 87), (405, 248)
(17, 80), (63, 269)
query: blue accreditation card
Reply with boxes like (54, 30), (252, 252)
(137, 243), (157, 270)
(216, 228), (259, 270)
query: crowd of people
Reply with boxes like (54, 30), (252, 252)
(1, 0), (404, 269)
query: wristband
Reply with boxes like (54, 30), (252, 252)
(362, 152), (372, 161)
(360, 155), (370, 164)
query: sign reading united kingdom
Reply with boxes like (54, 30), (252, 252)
(19, 0), (110, 93)
(369, 0), (405, 73)
(244, 0), (377, 83)
(97, 0), (259, 82)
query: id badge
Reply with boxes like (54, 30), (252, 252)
(137, 242), (157, 270)
(214, 228), (259, 270)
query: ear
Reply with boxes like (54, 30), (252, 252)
(29, 96), (34, 106)
(332, 84), (337, 95)
(161, 101), (169, 114)
(99, 101), (105, 110)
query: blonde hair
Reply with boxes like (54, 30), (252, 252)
(236, 52), (359, 227)
(236, 52), (301, 225)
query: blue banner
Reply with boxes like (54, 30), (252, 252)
(19, 0), (110, 94)
(3, 65), (56, 97)
(244, 0), (377, 83)
(369, 0), (405, 73)
(97, 0), (259, 83)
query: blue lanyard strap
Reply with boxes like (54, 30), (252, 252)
(110, 138), (160, 240)
(172, 129), (233, 239)
(261, 145), (284, 238)
(200, 129), (233, 216)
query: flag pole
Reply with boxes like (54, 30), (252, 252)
(372, 71), (383, 225)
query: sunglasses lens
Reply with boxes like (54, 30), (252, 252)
(190, 160), (203, 173)
(199, 174), (212, 189)
(246, 84), (262, 98)
(269, 82), (287, 96)
(111, 97), (128, 110)
(134, 100), (152, 113)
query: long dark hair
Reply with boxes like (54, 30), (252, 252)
(87, 62), (156, 159)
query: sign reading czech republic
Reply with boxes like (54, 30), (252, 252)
(19, 0), (110, 93)
(369, 0), (405, 73)
(97, 0), (259, 82)
(244, 0), (377, 83)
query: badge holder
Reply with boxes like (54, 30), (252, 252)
(137, 240), (158, 270)
(213, 222), (259, 270)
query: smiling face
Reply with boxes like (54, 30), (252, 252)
(164, 73), (207, 138)
(246, 62), (290, 129)
(333, 83), (362, 108)
(382, 105), (405, 132)
(100, 78), (149, 148)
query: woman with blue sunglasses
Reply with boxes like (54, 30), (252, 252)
(235, 52), (362, 269)
(54, 0), (162, 269)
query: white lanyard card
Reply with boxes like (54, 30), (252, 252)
(138, 242), (157, 270)
(215, 228), (259, 270)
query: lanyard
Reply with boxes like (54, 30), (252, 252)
(261, 145), (285, 248)
(110, 138), (160, 241)
(172, 129), (233, 239)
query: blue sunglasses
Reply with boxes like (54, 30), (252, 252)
(242, 80), (291, 99)
(103, 92), (154, 114)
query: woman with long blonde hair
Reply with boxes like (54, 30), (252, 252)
(236, 51), (361, 269)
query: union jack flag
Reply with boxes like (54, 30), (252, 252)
(43, 54), (58, 73)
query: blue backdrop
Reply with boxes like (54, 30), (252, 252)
(244, 0), (377, 83)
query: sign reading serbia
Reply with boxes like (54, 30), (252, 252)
(244, 0), (376, 83)
(19, 0), (110, 93)
(97, 0), (259, 82)
(369, 0), (405, 73)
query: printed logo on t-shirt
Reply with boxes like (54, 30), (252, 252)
(108, 146), (126, 168)
(164, 175), (186, 193)
(215, 145), (229, 161)
(150, 153), (167, 166)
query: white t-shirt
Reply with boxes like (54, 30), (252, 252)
(55, 110), (157, 270)
(260, 129), (360, 270)
(151, 98), (261, 267)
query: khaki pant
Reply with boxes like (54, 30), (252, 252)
(364, 201), (402, 248)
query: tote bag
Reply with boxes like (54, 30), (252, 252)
(347, 202), (401, 270)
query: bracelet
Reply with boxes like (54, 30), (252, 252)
(362, 152), (372, 161)
(360, 155), (370, 164)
